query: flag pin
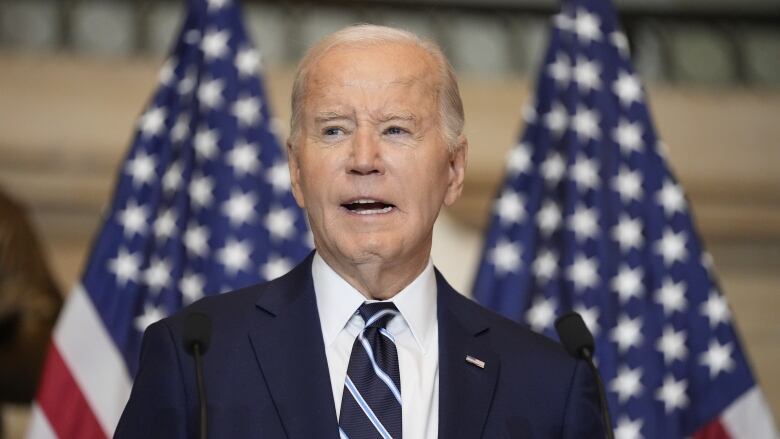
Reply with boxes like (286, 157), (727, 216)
(465, 355), (485, 369)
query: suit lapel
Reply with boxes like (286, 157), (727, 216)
(247, 254), (339, 439)
(437, 270), (499, 439)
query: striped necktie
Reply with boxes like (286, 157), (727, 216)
(339, 302), (402, 439)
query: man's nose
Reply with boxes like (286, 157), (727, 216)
(347, 129), (384, 176)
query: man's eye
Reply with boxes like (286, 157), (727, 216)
(323, 127), (343, 136)
(384, 126), (407, 135)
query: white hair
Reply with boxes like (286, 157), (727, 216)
(288, 24), (465, 151)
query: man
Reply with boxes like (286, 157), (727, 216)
(115, 25), (603, 438)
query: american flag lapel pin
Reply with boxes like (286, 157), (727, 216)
(465, 355), (486, 369)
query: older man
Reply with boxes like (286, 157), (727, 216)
(115, 25), (603, 438)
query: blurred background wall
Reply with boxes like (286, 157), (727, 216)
(0, 0), (778, 436)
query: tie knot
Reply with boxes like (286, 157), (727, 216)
(358, 302), (399, 329)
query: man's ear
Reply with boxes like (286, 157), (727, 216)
(286, 139), (306, 208)
(443, 135), (467, 207)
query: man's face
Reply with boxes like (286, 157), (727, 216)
(288, 42), (466, 270)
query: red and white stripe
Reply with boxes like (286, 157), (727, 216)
(694, 387), (778, 439)
(27, 285), (132, 439)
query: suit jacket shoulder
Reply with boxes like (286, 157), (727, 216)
(164, 255), (310, 334)
(441, 275), (569, 359)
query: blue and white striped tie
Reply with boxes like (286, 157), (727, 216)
(339, 302), (402, 439)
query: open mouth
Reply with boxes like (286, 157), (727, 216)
(341, 199), (396, 215)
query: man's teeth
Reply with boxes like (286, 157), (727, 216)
(354, 205), (393, 215)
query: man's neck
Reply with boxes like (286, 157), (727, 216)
(316, 249), (430, 300)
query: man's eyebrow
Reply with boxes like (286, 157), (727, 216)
(314, 112), (351, 123)
(377, 113), (417, 123)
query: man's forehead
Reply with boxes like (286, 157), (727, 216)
(299, 42), (440, 123)
(321, 75), (425, 91)
(308, 42), (436, 86)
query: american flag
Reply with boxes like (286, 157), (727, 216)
(472, 0), (777, 437)
(27, 0), (310, 437)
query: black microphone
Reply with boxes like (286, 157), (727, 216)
(183, 312), (212, 439)
(555, 312), (614, 439)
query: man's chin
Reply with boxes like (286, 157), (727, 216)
(314, 223), (428, 267)
(324, 238), (404, 267)
(345, 243), (399, 263)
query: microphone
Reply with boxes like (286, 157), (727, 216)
(183, 312), (212, 439)
(555, 312), (614, 439)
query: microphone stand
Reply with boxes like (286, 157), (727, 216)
(555, 312), (616, 439)
(581, 347), (614, 439)
(193, 342), (208, 439)
(184, 312), (211, 439)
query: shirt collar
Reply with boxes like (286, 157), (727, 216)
(311, 252), (437, 353)
(388, 258), (437, 353)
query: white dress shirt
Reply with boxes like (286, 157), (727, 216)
(312, 252), (439, 439)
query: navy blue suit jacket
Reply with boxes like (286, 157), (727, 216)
(115, 253), (604, 438)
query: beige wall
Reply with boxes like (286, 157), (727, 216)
(0, 52), (778, 434)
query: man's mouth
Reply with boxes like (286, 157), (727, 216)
(341, 199), (396, 215)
